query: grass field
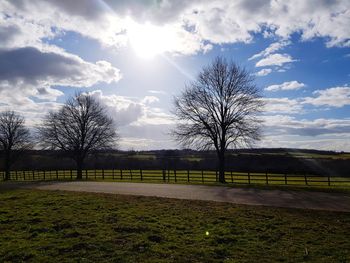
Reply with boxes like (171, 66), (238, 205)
(0, 189), (349, 262)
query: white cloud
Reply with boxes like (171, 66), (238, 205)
(265, 81), (306, 91)
(264, 115), (350, 135)
(255, 68), (272, 77)
(88, 90), (174, 150)
(262, 115), (350, 151)
(0, 98), (62, 127)
(303, 86), (350, 107)
(249, 41), (290, 61)
(250, 41), (294, 73)
(142, 96), (160, 104)
(0, 45), (122, 130)
(1, 0), (349, 56)
(148, 89), (166, 95)
(0, 1), (205, 56)
(88, 90), (144, 127)
(35, 87), (64, 101)
(89, 90), (173, 125)
(263, 98), (303, 114)
(263, 85), (350, 117)
(0, 47), (122, 105)
(256, 53), (296, 67)
(186, 1), (350, 48)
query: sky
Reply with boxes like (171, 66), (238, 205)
(0, 0), (349, 151)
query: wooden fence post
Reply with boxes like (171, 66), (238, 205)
(248, 172), (251, 184)
(265, 172), (268, 185)
(202, 170), (204, 183)
(94, 169), (97, 179)
(215, 171), (218, 182)
(162, 170), (166, 182)
(328, 175), (331, 186)
(102, 169), (105, 180)
(304, 174), (308, 185)
(85, 170), (88, 180)
(120, 169), (123, 180)
(187, 170), (190, 182)
(32, 170), (35, 180)
(15, 170), (18, 181)
(284, 174), (287, 185)
(112, 169), (115, 180)
(129, 169), (132, 180)
(174, 170), (177, 182)
(140, 169), (143, 181)
(70, 170), (72, 180)
(43, 170), (46, 180)
(230, 171), (233, 183)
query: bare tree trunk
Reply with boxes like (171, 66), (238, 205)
(218, 151), (226, 183)
(76, 158), (83, 180)
(4, 152), (11, 181)
(5, 168), (10, 181)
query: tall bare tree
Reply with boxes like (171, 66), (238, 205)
(172, 57), (264, 183)
(0, 111), (31, 180)
(38, 93), (118, 179)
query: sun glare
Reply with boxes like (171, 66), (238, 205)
(127, 21), (175, 59)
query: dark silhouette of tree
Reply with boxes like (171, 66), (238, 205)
(0, 111), (31, 180)
(38, 93), (118, 179)
(172, 57), (263, 183)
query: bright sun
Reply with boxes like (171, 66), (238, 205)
(128, 22), (175, 59)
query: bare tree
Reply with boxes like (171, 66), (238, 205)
(38, 93), (118, 179)
(0, 111), (31, 180)
(172, 57), (264, 183)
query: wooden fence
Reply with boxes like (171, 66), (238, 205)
(1, 169), (350, 187)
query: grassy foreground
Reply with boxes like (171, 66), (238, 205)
(0, 190), (349, 262)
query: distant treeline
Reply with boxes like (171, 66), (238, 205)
(1, 148), (349, 177)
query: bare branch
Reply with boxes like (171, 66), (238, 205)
(0, 111), (32, 180)
(38, 93), (118, 179)
(172, 56), (264, 182)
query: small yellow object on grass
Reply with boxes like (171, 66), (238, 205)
(206, 231), (209, 236)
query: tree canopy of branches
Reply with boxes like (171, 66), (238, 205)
(172, 57), (264, 183)
(0, 111), (31, 180)
(38, 94), (118, 179)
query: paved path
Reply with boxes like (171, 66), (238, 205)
(2, 181), (350, 212)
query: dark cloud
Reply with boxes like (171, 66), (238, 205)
(239, 0), (271, 13)
(7, 0), (106, 19)
(264, 116), (350, 137)
(116, 103), (143, 126)
(286, 126), (350, 136)
(5, 0), (193, 25)
(0, 47), (120, 88)
(49, 0), (106, 19)
(0, 47), (80, 84)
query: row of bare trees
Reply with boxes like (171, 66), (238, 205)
(0, 57), (263, 182)
(0, 95), (117, 180)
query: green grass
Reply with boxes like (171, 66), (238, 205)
(0, 189), (349, 262)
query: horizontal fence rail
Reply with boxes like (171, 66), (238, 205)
(1, 169), (350, 188)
